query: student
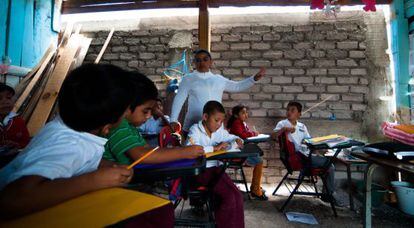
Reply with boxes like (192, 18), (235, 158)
(139, 98), (170, 146)
(170, 49), (266, 135)
(0, 64), (138, 219)
(273, 101), (338, 204)
(103, 71), (204, 166)
(0, 83), (30, 149)
(227, 105), (267, 200)
(186, 100), (244, 228)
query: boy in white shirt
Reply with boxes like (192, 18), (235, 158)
(274, 101), (338, 204)
(186, 100), (244, 228)
(139, 98), (171, 146)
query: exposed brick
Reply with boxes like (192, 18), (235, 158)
(328, 68), (350, 75)
(253, 94), (273, 100)
(119, 53), (135, 60)
(315, 77), (336, 84)
(230, 42), (250, 50)
(250, 109), (267, 117)
(284, 50), (305, 59)
(211, 42), (230, 51)
(251, 60), (271, 67)
(326, 50), (348, 59)
(321, 94), (340, 101)
(297, 94), (318, 100)
(223, 68), (241, 75)
(294, 25), (314, 32)
(307, 50), (326, 58)
(281, 33), (304, 42)
(294, 76), (314, 84)
(316, 60), (335, 67)
(214, 60), (230, 67)
(335, 22), (359, 31)
(359, 78), (369, 85)
(314, 24), (334, 31)
(263, 51), (283, 59)
(231, 60), (249, 67)
(272, 60), (293, 67)
(252, 43), (271, 50)
(351, 68), (367, 75)
(294, 42), (313, 50)
(327, 85), (349, 93)
(283, 86), (303, 93)
(294, 60), (314, 67)
(329, 103), (350, 110)
(266, 69), (284, 76)
(352, 104), (367, 111)
(230, 93), (250, 100)
(241, 51), (261, 59)
(273, 25), (292, 32)
(103, 53), (119, 60)
(273, 43), (292, 50)
(316, 41), (336, 49)
(221, 51), (241, 59)
(306, 32), (326, 41)
(337, 76), (359, 84)
(349, 50), (366, 58)
(351, 86), (369, 94)
(112, 46), (128, 52)
(263, 33), (281, 41)
(337, 59), (358, 67)
(263, 85), (282, 93)
(272, 76), (292, 84)
(307, 68), (327, 76)
(231, 26), (251, 33)
(251, 25), (271, 32)
(222, 34), (241, 42)
(326, 31), (348, 40)
(273, 94), (295, 100)
(285, 69), (305, 75)
(262, 102), (283, 109)
(211, 35), (221, 42)
(242, 34), (262, 41)
(337, 41), (359, 49)
(305, 85), (326, 92)
(243, 68), (261, 76)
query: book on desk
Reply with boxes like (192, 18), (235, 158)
(305, 134), (351, 148)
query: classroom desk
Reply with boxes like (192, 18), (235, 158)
(306, 140), (365, 211)
(132, 157), (206, 183)
(0, 188), (171, 228)
(244, 134), (271, 144)
(351, 152), (414, 228)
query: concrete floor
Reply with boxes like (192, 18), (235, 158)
(174, 183), (414, 227)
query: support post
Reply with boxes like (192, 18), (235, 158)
(198, 0), (210, 51)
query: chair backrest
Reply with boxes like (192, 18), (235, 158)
(278, 132), (302, 173)
(159, 123), (182, 148)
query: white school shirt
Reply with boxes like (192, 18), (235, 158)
(186, 121), (241, 168)
(139, 115), (170, 135)
(274, 119), (311, 156)
(0, 111), (19, 127)
(0, 117), (107, 190)
(171, 70), (256, 131)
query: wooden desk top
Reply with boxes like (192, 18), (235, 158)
(352, 152), (414, 175)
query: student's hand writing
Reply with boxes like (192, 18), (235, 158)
(214, 142), (229, 151)
(236, 139), (244, 148)
(93, 165), (133, 188)
(253, 67), (266, 81)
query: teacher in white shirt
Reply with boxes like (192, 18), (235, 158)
(170, 49), (266, 134)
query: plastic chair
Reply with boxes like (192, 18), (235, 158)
(272, 132), (337, 216)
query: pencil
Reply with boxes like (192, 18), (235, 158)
(127, 146), (159, 169)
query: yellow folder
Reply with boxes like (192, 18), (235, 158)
(1, 188), (170, 228)
(205, 150), (227, 158)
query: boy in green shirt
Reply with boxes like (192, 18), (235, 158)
(103, 72), (203, 166)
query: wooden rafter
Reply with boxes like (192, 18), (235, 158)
(62, 0), (392, 14)
(198, 0), (210, 51)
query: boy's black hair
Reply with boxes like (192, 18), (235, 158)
(227, 104), (248, 129)
(58, 64), (134, 132)
(193, 49), (212, 59)
(203, 100), (225, 115)
(128, 72), (159, 111)
(156, 97), (163, 103)
(0, 83), (15, 96)
(287, 101), (303, 113)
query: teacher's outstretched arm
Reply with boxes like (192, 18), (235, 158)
(170, 76), (190, 123)
(224, 67), (266, 92)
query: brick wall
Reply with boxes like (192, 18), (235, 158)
(82, 12), (387, 184)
